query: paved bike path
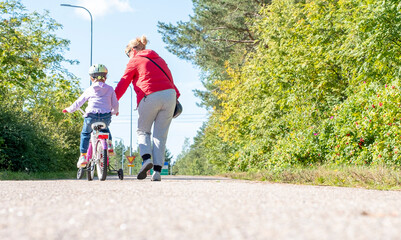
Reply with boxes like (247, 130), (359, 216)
(1, 175), (401, 239)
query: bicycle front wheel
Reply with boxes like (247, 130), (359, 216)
(87, 161), (95, 181)
(95, 139), (108, 181)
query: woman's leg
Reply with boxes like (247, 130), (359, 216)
(137, 96), (160, 158)
(152, 90), (176, 168)
(137, 98), (160, 179)
(137, 89), (176, 180)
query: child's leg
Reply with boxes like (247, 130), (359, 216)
(77, 117), (93, 167)
(80, 116), (93, 154)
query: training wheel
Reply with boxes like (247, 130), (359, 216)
(77, 168), (85, 179)
(117, 169), (124, 180)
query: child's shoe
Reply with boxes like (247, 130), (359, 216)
(76, 155), (88, 168)
(107, 140), (115, 156)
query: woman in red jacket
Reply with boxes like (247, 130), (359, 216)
(115, 35), (180, 181)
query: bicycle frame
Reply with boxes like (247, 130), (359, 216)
(87, 132), (108, 164)
(76, 108), (123, 180)
(86, 123), (109, 181)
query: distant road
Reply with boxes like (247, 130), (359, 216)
(1, 175), (401, 239)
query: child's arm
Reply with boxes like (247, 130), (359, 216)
(111, 90), (119, 116)
(63, 91), (89, 113)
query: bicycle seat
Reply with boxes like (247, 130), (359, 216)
(91, 122), (106, 131)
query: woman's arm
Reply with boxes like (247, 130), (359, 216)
(115, 62), (135, 100)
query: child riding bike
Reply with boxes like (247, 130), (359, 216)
(63, 64), (119, 168)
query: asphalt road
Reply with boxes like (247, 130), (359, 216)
(1, 175), (401, 240)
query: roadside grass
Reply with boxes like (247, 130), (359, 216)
(222, 165), (401, 190)
(0, 171), (77, 180)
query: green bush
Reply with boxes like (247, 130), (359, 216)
(0, 1), (82, 173)
(202, 0), (401, 172)
(162, 0), (401, 174)
(281, 80), (401, 167)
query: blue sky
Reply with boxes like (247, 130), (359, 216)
(20, 0), (208, 160)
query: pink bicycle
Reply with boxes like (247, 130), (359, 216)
(76, 109), (123, 181)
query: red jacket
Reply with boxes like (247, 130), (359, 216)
(115, 49), (180, 106)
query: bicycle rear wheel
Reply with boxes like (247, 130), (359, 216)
(95, 140), (108, 181)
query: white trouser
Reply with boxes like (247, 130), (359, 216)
(137, 89), (176, 167)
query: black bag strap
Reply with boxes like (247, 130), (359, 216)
(142, 57), (179, 108)
(143, 57), (172, 82)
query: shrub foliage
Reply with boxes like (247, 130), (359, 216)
(162, 0), (401, 173)
(0, 1), (82, 172)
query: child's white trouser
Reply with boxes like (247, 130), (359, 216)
(137, 89), (176, 167)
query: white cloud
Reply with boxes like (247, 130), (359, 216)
(74, 0), (134, 19)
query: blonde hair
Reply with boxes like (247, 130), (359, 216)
(125, 35), (148, 55)
(91, 76), (106, 83)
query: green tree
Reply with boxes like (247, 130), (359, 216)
(109, 140), (126, 171)
(158, 0), (270, 109)
(0, 0), (81, 172)
(165, 0), (401, 173)
(165, 148), (173, 173)
(159, 0), (270, 175)
(206, 0), (401, 171)
(173, 127), (218, 175)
